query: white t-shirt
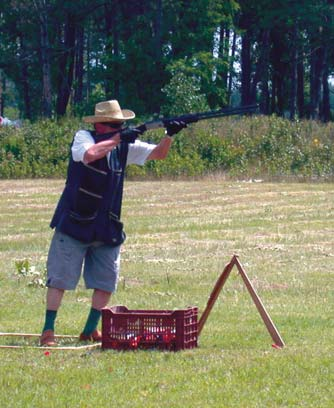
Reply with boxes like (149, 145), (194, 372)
(71, 130), (156, 166)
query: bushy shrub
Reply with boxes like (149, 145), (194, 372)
(0, 115), (333, 180)
(234, 116), (334, 178)
(0, 118), (81, 178)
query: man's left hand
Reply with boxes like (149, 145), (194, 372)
(165, 120), (187, 137)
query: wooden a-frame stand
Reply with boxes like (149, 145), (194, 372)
(198, 254), (285, 348)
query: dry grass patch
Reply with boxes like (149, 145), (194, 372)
(0, 178), (333, 408)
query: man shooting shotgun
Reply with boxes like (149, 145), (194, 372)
(40, 99), (257, 347)
(93, 103), (259, 142)
(40, 99), (186, 346)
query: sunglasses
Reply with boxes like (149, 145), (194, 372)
(101, 122), (124, 129)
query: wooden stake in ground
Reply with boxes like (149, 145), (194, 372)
(0, 332), (101, 350)
(198, 254), (285, 348)
(198, 258), (234, 335)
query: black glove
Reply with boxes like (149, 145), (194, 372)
(165, 120), (187, 137)
(120, 126), (145, 144)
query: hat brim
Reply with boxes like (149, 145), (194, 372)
(83, 109), (135, 123)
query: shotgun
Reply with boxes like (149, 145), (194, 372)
(94, 104), (259, 142)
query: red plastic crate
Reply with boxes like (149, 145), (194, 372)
(102, 306), (198, 351)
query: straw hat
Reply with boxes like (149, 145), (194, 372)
(83, 100), (135, 123)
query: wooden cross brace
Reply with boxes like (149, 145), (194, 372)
(198, 254), (285, 348)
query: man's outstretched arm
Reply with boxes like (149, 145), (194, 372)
(147, 136), (173, 160)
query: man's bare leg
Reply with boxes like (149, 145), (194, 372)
(92, 288), (111, 310)
(46, 287), (65, 310)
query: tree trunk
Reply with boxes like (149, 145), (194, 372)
(219, 27), (229, 88)
(39, 6), (52, 118)
(56, 13), (77, 116)
(251, 29), (270, 113)
(112, 5), (120, 99)
(288, 27), (298, 120)
(73, 24), (85, 105)
(241, 31), (252, 105)
(276, 75), (285, 115)
(154, 0), (163, 61)
(104, 1), (120, 100)
(260, 72), (270, 114)
(270, 30), (287, 116)
(0, 71), (4, 116)
(18, 35), (32, 120)
(152, 0), (164, 111)
(85, 20), (91, 103)
(297, 59), (305, 118)
(227, 30), (236, 105)
(321, 53), (330, 122)
(310, 45), (325, 120)
(104, 2), (112, 98)
(271, 73), (277, 114)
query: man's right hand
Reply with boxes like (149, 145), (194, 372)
(120, 126), (145, 143)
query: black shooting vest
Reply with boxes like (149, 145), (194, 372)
(50, 132), (129, 246)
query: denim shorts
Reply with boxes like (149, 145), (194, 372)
(46, 230), (121, 292)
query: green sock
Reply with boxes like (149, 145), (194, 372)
(82, 308), (101, 335)
(42, 310), (57, 332)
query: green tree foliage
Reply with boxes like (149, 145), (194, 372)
(0, 0), (333, 121)
(237, 0), (334, 119)
(161, 72), (209, 116)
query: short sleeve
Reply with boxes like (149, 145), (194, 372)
(127, 140), (156, 166)
(71, 130), (95, 162)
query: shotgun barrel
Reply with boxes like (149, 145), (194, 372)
(143, 104), (259, 131)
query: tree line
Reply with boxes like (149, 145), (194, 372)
(0, 0), (333, 122)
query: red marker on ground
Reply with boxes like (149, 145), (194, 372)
(272, 344), (282, 349)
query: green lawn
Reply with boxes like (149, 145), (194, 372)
(0, 178), (333, 407)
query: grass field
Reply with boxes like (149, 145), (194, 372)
(0, 178), (333, 407)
